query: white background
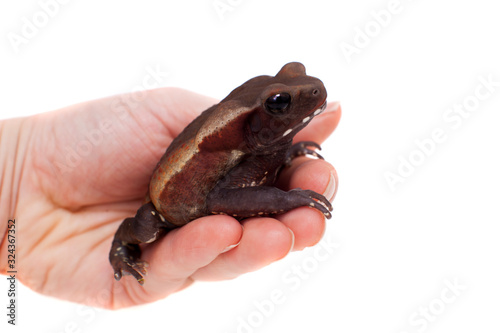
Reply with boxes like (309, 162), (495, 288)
(1, 0), (500, 332)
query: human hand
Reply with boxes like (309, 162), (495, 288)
(0, 88), (340, 309)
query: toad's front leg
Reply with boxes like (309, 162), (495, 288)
(206, 143), (332, 219)
(207, 186), (332, 219)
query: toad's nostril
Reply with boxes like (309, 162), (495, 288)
(312, 89), (320, 96)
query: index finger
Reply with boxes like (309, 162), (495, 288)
(293, 101), (341, 144)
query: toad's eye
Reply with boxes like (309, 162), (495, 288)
(265, 93), (291, 113)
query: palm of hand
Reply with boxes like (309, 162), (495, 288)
(10, 88), (339, 309)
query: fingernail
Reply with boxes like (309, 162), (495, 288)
(221, 225), (243, 253)
(221, 242), (240, 253)
(326, 101), (340, 113)
(288, 228), (295, 253)
(323, 169), (338, 201)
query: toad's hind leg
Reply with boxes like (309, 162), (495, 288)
(109, 202), (177, 285)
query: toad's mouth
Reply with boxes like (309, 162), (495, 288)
(281, 101), (327, 138)
(302, 101), (327, 124)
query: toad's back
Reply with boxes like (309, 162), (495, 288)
(109, 62), (333, 285)
(148, 104), (247, 226)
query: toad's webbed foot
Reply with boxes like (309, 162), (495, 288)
(109, 202), (177, 285)
(110, 239), (148, 284)
(287, 188), (332, 219)
(285, 141), (324, 167)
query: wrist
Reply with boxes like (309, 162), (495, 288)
(0, 117), (28, 272)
